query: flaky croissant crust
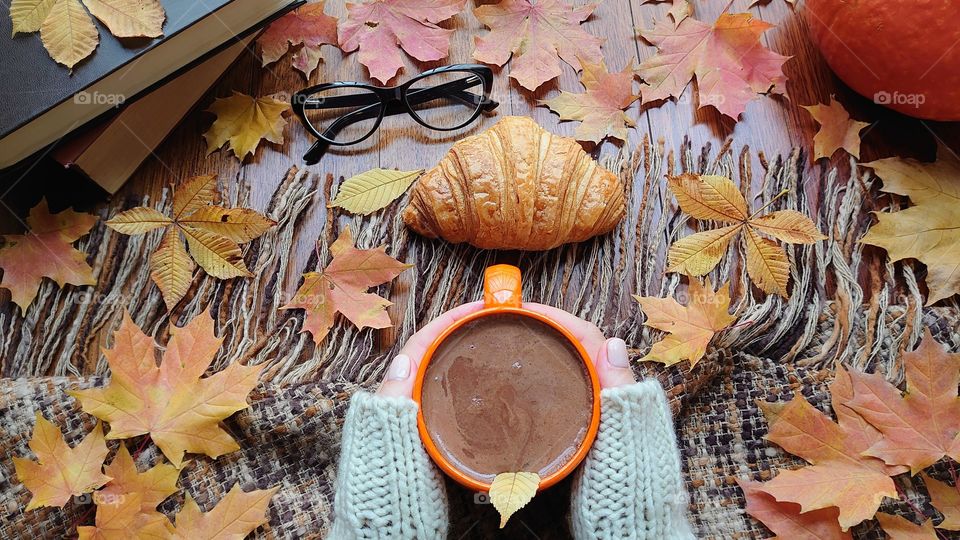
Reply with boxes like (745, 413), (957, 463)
(402, 116), (626, 250)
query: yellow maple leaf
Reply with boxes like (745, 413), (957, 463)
(875, 513), (938, 539)
(105, 174), (275, 309)
(68, 310), (264, 468)
(540, 57), (638, 144)
(95, 445), (179, 531)
(168, 483), (279, 538)
(13, 413), (111, 510)
(282, 226), (411, 344)
(802, 96), (870, 160)
(489, 472), (539, 528)
(633, 278), (735, 367)
(666, 173), (826, 297)
(329, 168), (424, 215)
(12, 0), (165, 69)
(203, 91), (291, 161)
(860, 149), (960, 305)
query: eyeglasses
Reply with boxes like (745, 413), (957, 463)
(292, 64), (498, 164)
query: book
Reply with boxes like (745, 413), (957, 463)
(52, 35), (254, 194)
(0, 0), (303, 170)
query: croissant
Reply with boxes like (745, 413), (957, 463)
(402, 116), (625, 251)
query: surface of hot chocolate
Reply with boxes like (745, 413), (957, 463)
(420, 313), (594, 482)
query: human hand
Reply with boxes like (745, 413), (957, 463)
(377, 300), (635, 397)
(521, 302), (636, 389)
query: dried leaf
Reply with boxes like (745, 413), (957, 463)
(636, 12), (789, 119)
(473, 0), (604, 91)
(338, 0), (465, 83)
(860, 149), (960, 305)
(282, 226), (411, 344)
(68, 310), (265, 467)
(0, 199), (97, 311)
(639, 0), (690, 27)
(81, 0), (165, 38)
(40, 0), (98, 69)
(847, 328), (960, 474)
(632, 278), (734, 368)
(755, 368), (905, 530)
(258, 0), (338, 79)
(330, 169), (423, 215)
(77, 492), (146, 540)
(168, 484), (279, 539)
(921, 473), (960, 531)
(97, 445), (179, 529)
(666, 173), (826, 297)
(489, 472), (539, 528)
(106, 175), (275, 309)
(540, 58), (638, 144)
(875, 513), (938, 540)
(802, 96), (870, 160)
(13, 413), (110, 510)
(10, 0), (57, 34)
(203, 91), (291, 161)
(737, 479), (851, 539)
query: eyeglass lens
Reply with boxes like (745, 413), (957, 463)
(406, 70), (487, 130)
(302, 85), (383, 145)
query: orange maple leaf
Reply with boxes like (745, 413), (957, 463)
(737, 478), (851, 539)
(636, 12), (789, 119)
(0, 198), (96, 311)
(755, 367), (904, 530)
(847, 328), (960, 475)
(875, 513), (938, 540)
(95, 444), (179, 531)
(13, 413), (111, 510)
(282, 226), (411, 344)
(473, 0), (604, 91)
(802, 96), (870, 160)
(77, 492), (173, 540)
(338, 0), (465, 83)
(540, 57), (639, 144)
(258, 1), (338, 79)
(168, 484), (279, 538)
(68, 310), (264, 468)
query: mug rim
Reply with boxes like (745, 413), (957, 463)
(412, 306), (602, 493)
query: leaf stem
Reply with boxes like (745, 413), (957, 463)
(749, 189), (790, 220)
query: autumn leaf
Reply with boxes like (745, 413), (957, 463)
(802, 96), (870, 160)
(846, 328), (960, 475)
(755, 368), (905, 530)
(168, 484), (279, 539)
(282, 226), (411, 344)
(13, 413), (111, 510)
(639, 0), (690, 27)
(875, 513), (938, 540)
(860, 148), (960, 305)
(11, 0), (165, 69)
(636, 12), (789, 119)
(97, 445), (179, 530)
(473, 0), (604, 91)
(77, 492), (146, 540)
(632, 278), (734, 368)
(0, 198), (97, 311)
(68, 310), (264, 468)
(329, 169), (423, 215)
(922, 473), (960, 530)
(489, 472), (539, 528)
(540, 58), (638, 144)
(666, 173), (826, 297)
(203, 92), (291, 161)
(106, 175), (275, 309)
(258, 0), (338, 79)
(737, 478), (851, 539)
(338, 0), (465, 83)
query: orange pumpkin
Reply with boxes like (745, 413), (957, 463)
(805, 0), (960, 121)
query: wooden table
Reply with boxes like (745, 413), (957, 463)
(2, 0), (958, 366)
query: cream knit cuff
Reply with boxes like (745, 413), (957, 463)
(571, 379), (695, 540)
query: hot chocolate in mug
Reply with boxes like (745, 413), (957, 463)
(413, 264), (601, 492)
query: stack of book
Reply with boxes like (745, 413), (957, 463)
(0, 0), (303, 193)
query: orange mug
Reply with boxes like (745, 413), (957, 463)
(412, 264), (601, 492)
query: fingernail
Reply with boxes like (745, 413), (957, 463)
(387, 354), (412, 380)
(606, 339), (630, 368)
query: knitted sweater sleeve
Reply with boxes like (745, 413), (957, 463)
(570, 379), (694, 540)
(328, 391), (448, 540)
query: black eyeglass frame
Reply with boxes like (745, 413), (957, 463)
(292, 64), (498, 164)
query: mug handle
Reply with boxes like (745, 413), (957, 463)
(483, 264), (522, 308)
